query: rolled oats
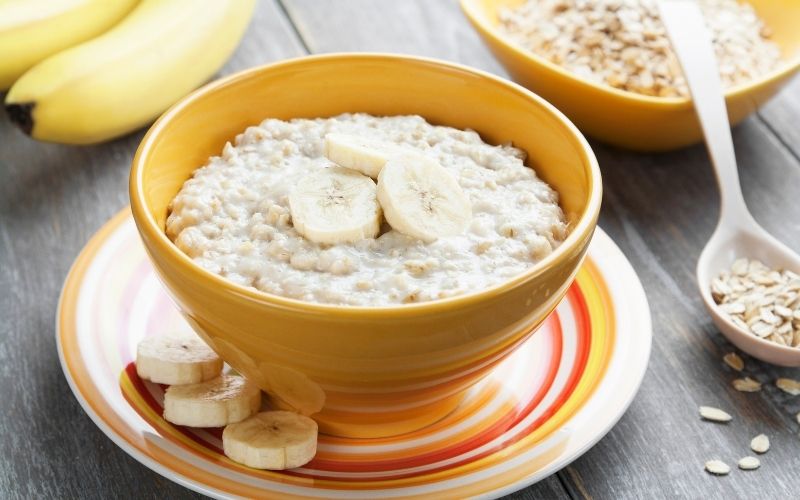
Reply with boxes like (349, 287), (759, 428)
(712, 259), (800, 349)
(750, 434), (769, 454)
(699, 406), (732, 423)
(737, 456), (760, 470)
(498, 0), (782, 98)
(732, 377), (761, 393)
(704, 459), (731, 475)
(776, 378), (800, 396)
(722, 352), (744, 372)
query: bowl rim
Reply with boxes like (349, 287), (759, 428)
(130, 52), (602, 317)
(460, 0), (800, 107)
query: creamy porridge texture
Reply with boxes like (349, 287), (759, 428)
(166, 114), (567, 306)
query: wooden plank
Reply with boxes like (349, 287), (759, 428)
(282, 1), (800, 499)
(0, 1), (304, 498)
(759, 77), (800, 163)
(560, 119), (800, 499)
(280, 0), (508, 75)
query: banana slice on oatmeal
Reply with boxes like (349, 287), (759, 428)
(288, 165), (381, 244)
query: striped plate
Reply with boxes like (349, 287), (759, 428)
(57, 209), (651, 499)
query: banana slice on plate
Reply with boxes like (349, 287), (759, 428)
(136, 332), (223, 385)
(164, 374), (261, 427)
(223, 411), (318, 470)
(289, 166), (381, 244)
(377, 156), (472, 242)
(324, 133), (410, 178)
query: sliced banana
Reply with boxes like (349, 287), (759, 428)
(259, 362), (326, 416)
(223, 411), (318, 470)
(377, 157), (472, 242)
(324, 133), (409, 178)
(164, 375), (261, 427)
(289, 166), (381, 244)
(136, 332), (223, 385)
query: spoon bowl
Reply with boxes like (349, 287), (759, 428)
(662, 1), (800, 366)
(697, 224), (800, 366)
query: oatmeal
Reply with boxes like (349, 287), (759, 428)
(498, 0), (782, 98)
(167, 114), (567, 306)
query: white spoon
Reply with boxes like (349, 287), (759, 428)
(659, 0), (800, 366)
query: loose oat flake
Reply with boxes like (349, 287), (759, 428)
(776, 378), (800, 396)
(750, 434), (770, 454)
(738, 456), (760, 470)
(705, 460), (731, 476)
(722, 352), (744, 372)
(699, 406), (732, 423)
(732, 377), (762, 392)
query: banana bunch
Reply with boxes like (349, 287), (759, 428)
(2, 0), (255, 144)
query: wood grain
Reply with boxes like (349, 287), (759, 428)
(0, 1), (303, 498)
(281, 1), (800, 499)
(2, 0), (800, 498)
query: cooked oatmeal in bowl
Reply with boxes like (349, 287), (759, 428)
(166, 113), (568, 306)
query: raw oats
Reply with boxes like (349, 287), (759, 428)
(722, 352), (744, 372)
(750, 434), (770, 454)
(776, 378), (800, 396)
(699, 406), (732, 423)
(712, 259), (800, 349)
(737, 456), (760, 470)
(732, 377), (762, 393)
(497, 0), (782, 98)
(704, 459), (731, 475)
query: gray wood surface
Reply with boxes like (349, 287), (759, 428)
(1, 0), (799, 498)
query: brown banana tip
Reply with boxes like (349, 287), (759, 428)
(5, 102), (34, 136)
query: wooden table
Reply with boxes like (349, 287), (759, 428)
(2, 1), (799, 498)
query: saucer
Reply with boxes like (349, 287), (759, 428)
(58, 209), (651, 498)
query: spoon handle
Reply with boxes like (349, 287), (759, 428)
(658, 1), (753, 228)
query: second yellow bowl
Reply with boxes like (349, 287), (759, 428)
(461, 0), (800, 151)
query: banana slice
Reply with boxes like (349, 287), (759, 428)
(289, 166), (381, 244)
(164, 375), (261, 427)
(136, 332), (223, 385)
(377, 157), (472, 242)
(324, 133), (409, 178)
(259, 362), (326, 416)
(223, 411), (318, 470)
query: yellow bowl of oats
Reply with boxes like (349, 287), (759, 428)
(461, 0), (800, 151)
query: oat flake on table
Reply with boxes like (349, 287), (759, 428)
(704, 459), (731, 476)
(738, 456), (760, 470)
(722, 352), (744, 371)
(732, 377), (761, 393)
(776, 378), (800, 396)
(699, 406), (732, 423)
(750, 434), (770, 454)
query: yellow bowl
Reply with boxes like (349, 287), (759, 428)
(130, 53), (601, 438)
(461, 0), (800, 152)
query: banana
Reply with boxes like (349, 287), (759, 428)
(136, 332), (223, 385)
(288, 166), (382, 244)
(222, 411), (318, 470)
(377, 157), (472, 242)
(4, 0), (255, 144)
(259, 362), (326, 416)
(164, 374), (261, 428)
(324, 133), (412, 178)
(0, 0), (139, 90)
